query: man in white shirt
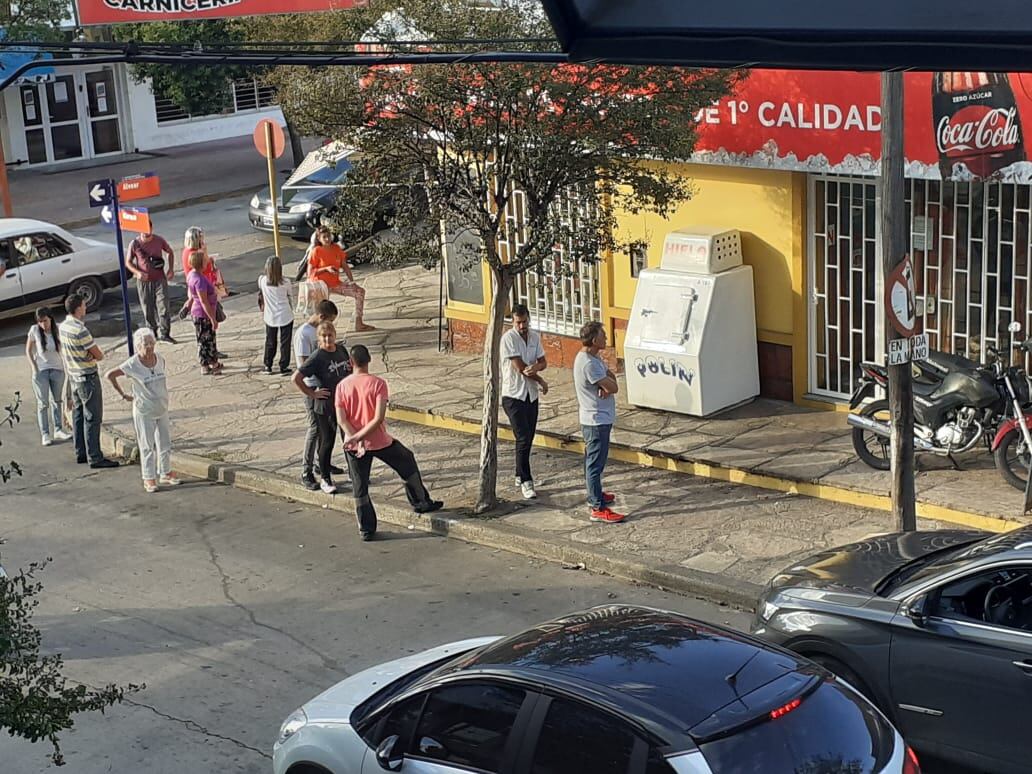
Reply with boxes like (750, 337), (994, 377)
(500, 303), (548, 499)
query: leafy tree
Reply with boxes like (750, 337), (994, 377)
(0, 0), (69, 41)
(282, 0), (740, 511)
(1, 394), (139, 766)
(113, 20), (253, 119)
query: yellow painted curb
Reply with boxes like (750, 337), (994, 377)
(387, 406), (1019, 535)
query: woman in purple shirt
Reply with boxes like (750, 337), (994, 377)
(186, 249), (222, 375)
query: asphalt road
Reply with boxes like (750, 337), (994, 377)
(0, 197), (306, 346)
(0, 408), (751, 773)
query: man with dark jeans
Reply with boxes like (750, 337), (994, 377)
(292, 321), (351, 495)
(127, 226), (176, 343)
(500, 303), (548, 499)
(292, 300), (339, 490)
(573, 321), (623, 523)
(58, 294), (118, 469)
(336, 345), (442, 541)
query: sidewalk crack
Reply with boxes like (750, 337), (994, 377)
(196, 517), (348, 676)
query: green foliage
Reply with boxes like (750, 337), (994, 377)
(113, 20), (253, 117)
(1, 392), (22, 483)
(1, 395), (139, 766)
(0, 0), (69, 41)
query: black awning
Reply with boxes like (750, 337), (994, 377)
(538, 0), (1032, 71)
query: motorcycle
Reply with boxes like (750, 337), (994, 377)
(847, 330), (1032, 490)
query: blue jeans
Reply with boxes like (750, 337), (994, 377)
(582, 423), (612, 509)
(32, 368), (65, 436)
(71, 372), (104, 464)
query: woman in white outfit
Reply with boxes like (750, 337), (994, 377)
(258, 255), (295, 375)
(24, 306), (72, 446)
(105, 328), (181, 493)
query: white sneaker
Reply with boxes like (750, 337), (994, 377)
(514, 476), (521, 488)
(319, 479), (338, 494)
(521, 480), (538, 500)
(53, 429), (72, 441)
(159, 475), (182, 486)
(41, 434), (52, 447)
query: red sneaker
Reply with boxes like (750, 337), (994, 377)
(590, 507), (626, 524)
(603, 492), (616, 504)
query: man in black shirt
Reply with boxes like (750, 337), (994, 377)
(292, 321), (351, 494)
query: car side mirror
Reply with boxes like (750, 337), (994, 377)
(418, 736), (448, 760)
(906, 594), (930, 626)
(376, 735), (403, 772)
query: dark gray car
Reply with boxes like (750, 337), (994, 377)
(753, 526), (1032, 773)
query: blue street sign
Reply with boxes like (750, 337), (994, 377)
(88, 178), (114, 208)
(100, 204), (116, 228)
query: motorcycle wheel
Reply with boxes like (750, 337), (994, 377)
(993, 428), (1031, 491)
(851, 399), (891, 471)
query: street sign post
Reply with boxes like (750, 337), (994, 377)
(254, 118), (285, 257)
(88, 177), (134, 355)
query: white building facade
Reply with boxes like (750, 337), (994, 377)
(1, 59), (283, 167)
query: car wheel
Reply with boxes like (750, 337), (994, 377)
(807, 655), (892, 721)
(67, 277), (104, 312)
(286, 765), (334, 774)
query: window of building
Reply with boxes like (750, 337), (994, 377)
(505, 185), (603, 336)
(152, 78), (277, 124)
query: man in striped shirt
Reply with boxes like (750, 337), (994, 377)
(59, 294), (118, 469)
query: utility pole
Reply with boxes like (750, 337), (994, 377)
(880, 71), (917, 531)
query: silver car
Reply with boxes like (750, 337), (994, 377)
(274, 605), (916, 774)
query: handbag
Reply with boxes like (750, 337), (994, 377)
(215, 301), (227, 323)
(214, 265), (229, 300)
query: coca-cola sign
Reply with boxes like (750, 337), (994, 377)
(936, 106), (1020, 156)
(690, 70), (1032, 181)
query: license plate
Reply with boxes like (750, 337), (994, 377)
(849, 380), (873, 409)
(262, 216), (274, 226)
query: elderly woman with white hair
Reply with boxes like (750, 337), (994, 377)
(105, 327), (180, 493)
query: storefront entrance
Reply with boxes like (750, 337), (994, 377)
(809, 175), (1032, 400)
(19, 69), (122, 165)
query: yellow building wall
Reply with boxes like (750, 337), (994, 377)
(605, 163), (808, 402)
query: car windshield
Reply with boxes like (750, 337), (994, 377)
(876, 541), (981, 595)
(290, 160), (353, 188)
(698, 681), (895, 773)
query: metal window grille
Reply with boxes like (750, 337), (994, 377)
(808, 175), (881, 398)
(809, 174), (1032, 400)
(503, 185), (602, 336)
(152, 78), (276, 125)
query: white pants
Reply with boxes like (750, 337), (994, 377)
(133, 412), (172, 481)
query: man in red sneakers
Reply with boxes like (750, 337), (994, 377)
(573, 321), (625, 523)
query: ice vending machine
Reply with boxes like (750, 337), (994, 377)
(624, 228), (759, 416)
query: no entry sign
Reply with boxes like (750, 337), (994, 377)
(76, 0), (367, 25)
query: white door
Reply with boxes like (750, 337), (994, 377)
(0, 238), (26, 314)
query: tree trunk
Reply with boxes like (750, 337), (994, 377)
(283, 111), (305, 169)
(474, 266), (512, 514)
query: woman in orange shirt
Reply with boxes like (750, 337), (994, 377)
(307, 226), (376, 332)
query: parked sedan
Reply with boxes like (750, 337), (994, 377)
(753, 526), (1032, 774)
(0, 218), (120, 320)
(274, 605), (915, 774)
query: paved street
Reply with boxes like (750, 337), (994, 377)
(0, 415), (750, 773)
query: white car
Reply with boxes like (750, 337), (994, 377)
(0, 218), (121, 320)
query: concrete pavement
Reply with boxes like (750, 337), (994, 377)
(0, 401), (748, 773)
(87, 262), (957, 607)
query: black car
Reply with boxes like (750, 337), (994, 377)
(753, 526), (1032, 773)
(274, 605), (914, 774)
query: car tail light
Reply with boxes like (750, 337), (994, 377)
(902, 745), (921, 774)
(768, 697), (802, 720)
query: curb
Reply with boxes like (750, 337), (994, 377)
(386, 405), (1019, 535)
(58, 184), (260, 231)
(99, 426), (762, 611)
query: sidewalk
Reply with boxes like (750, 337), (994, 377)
(97, 262), (1003, 609)
(8, 135), (318, 229)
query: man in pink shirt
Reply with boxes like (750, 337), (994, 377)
(335, 344), (443, 540)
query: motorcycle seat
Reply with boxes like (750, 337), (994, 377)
(913, 381), (939, 397)
(923, 349), (982, 376)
